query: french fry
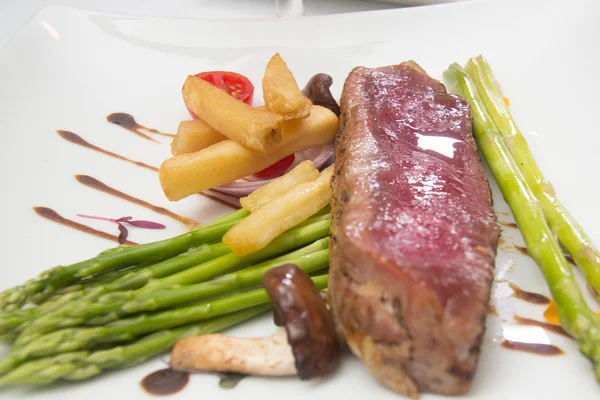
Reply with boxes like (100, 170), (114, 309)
(171, 120), (226, 156)
(223, 165), (334, 256)
(170, 107), (295, 157)
(183, 75), (283, 153)
(159, 105), (338, 201)
(263, 53), (312, 120)
(240, 160), (319, 212)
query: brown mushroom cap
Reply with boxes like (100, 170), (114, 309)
(301, 74), (341, 117)
(262, 264), (341, 380)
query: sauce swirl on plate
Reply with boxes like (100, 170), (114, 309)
(107, 112), (175, 141)
(57, 130), (159, 172)
(501, 340), (563, 356)
(508, 282), (551, 305)
(75, 174), (198, 229)
(34, 206), (137, 245)
(514, 315), (570, 338)
(514, 245), (528, 256)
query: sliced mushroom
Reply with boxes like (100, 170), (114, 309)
(263, 264), (341, 380)
(301, 74), (341, 117)
(168, 264), (341, 380)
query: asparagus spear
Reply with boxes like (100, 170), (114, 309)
(464, 55), (600, 297)
(444, 64), (600, 380)
(18, 206), (331, 312)
(12, 217), (329, 344)
(54, 263), (151, 294)
(0, 316), (27, 335)
(7, 216), (330, 343)
(0, 333), (16, 343)
(4, 208), (328, 316)
(0, 209), (249, 310)
(0, 305), (271, 386)
(121, 247), (328, 313)
(52, 242), (230, 305)
(290, 210), (331, 229)
(16, 240), (329, 344)
(204, 208), (250, 226)
(0, 242), (231, 334)
(35, 263), (157, 308)
(140, 217), (330, 292)
(0, 275), (329, 376)
(0, 309), (38, 334)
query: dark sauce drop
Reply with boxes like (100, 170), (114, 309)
(514, 315), (571, 338)
(107, 112), (175, 141)
(501, 340), (563, 356)
(514, 245), (528, 256)
(34, 207), (137, 245)
(57, 130), (159, 172)
(500, 221), (518, 228)
(508, 282), (551, 305)
(140, 368), (189, 396)
(75, 174), (198, 229)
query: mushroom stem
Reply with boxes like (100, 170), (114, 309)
(169, 328), (297, 376)
(263, 265), (341, 379)
(168, 268), (338, 380)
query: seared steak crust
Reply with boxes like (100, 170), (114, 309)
(329, 62), (499, 397)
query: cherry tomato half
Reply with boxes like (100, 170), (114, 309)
(183, 71), (255, 119)
(253, 154), (296, 179)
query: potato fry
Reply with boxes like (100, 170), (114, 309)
(223, 165), (334, 256)
(159, 105), (338, 201)
(171, 120), (226, 156)
(183, 75), (283, 153)
(263, 53), (312, 120)
(240, 160), (319, 212)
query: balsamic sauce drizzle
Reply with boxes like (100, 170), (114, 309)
(57, 130), (159, 172)
(34, 206), (137, 245)
(107, 112), (175, 142)
(514, 315), (571, 338)
(501, 340), (563, 356)
(75, 174), (198, 229)
(508, 282), (551, 305)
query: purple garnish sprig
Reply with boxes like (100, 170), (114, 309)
(76, 214), (166, 244)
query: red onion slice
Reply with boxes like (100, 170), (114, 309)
(211, 144), (334, 198)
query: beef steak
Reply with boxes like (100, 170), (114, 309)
(329, 61), (499, 397)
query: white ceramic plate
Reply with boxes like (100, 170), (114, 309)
(1, 0), (599, 398)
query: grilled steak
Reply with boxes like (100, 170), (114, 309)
(329, 62), (499, 397)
